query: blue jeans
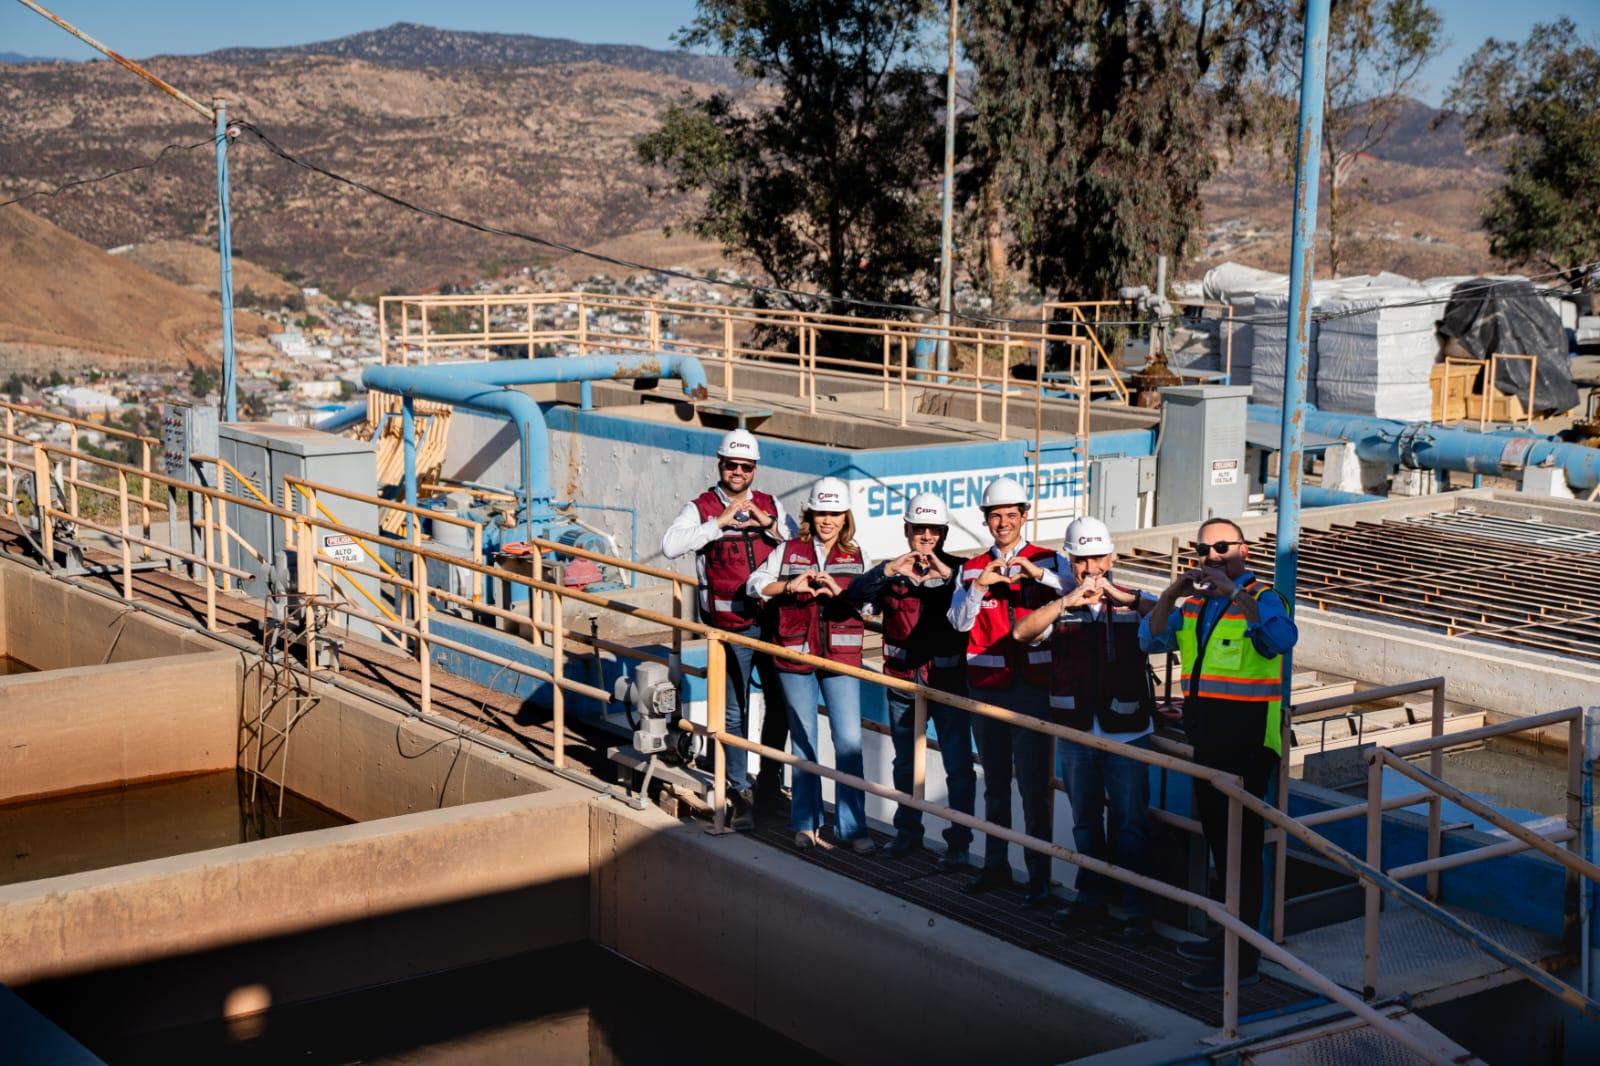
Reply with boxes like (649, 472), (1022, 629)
(719, 625), (789, 793)
(1062, 735), (1153, 918)
(885, 670), (975, 850)
(970, 684), (1053, 888)
(778, 670), (866, 840)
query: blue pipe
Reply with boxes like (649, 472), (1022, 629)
(362, 354), (710, 536)
(316, 401), (368, 433)
(1264, 480), (1382, 507)
(401, 394), (418, 513)
(1251, 405), (1600, 493)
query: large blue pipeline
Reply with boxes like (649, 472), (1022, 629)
(1252, 405), (1600, 493)
(362, 354), (710, 536)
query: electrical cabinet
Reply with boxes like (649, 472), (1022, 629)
(1154, 385), (1251, 526)
(217, 423), (379, 632)
(1088, 455), (1154, 533)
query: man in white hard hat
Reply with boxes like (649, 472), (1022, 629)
(1013, 516), (1157, 942)
(662, 428), (795, 828)
(947, 474), (1063, 903)
(849, 491), (976, 864)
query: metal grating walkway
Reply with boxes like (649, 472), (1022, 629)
(1118, 508), (1600, 663)
(750, 816), (1318, 1027)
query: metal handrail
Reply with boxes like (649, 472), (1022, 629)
(7, 430), (1589, 1058)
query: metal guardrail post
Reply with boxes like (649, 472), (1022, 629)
(1222, 794), (1243, 1038)
(1363, 751), (1385, 999)
(551, 587), (566, 770)
(139, 439), (153, 559)
(116, 469), (132, 601)
(201, 492), (217, 631)
(1428, 682), (1445, 899)
(723, 310), (735, 400)
(912, 690), (929, 801)
(413, 538), (431, 719)
(1567, 713), (1584, 946)
(3, 407), (12, 519)
(707, 634), (728, 832)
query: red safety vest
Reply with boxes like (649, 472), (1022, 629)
(770, 539), (866, 673)
(879, 553), (965, 680)
(959, 544), (1060, 690)
(1048, 594), (1154, 734)
(692, 488), (779, 631)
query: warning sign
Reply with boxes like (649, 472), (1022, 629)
(1210, 460), (1239, 486)
(322, 533), (362, 565)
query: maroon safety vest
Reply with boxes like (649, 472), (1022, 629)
(692, 488), (779, 631)
(1048, 593), (1154, 734)
(959, 544), (1060, 690)
(770, 539), (866, 673)
(879, 553), (965, 680)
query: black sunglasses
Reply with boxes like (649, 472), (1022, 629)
(719, 459), (756, 473)
(1193, 539), (1244, 556)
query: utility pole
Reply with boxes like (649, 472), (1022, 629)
(1268, 0), (1331, 945)
(936, 0), (958, 382)
(16, 0), (239, 421)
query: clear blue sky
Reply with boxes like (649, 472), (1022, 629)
(2, 0), (1591, 105)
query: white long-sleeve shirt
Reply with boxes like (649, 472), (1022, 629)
(946, 541), (1064, 632)
(746, 539), (875, 603)
(661, 486), (794, 564)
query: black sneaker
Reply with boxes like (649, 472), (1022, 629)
(962, 866), (1016, 895)
(878, 834), (924, 858)
(1022, 882), (1055, 908)
(1117, 917), (1154, 944)
(935, 847), (971, 872)
(1181, 958), (1259, 992)
(1048, 901), (1109, 931)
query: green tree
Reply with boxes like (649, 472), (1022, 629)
(1447, 19), (1600, 283)
(4, 373), (22, 401)
(961, 1), (1281, 305)
(189, 366), (216, 399)
(638, 0), (942, 338)
(1266, 0), (1442, 275)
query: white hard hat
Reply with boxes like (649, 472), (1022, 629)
(903, 492), (949, 526)
(716, 429), (761, 462)
(981, 475), (1029, 510)
(806, 477), (850, 512)
(1064, 516), (1115, 557)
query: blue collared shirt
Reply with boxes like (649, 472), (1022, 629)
(1138, 572), (1298, 659)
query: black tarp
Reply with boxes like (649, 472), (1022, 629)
(1437, 278), (1578, 415)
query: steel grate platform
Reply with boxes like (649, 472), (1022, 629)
(1117, 508), (1600, 663)
(750, 813), (1318, 1027)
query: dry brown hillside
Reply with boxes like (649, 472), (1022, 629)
(0, 204), (272, 371)
(117, 239), (299, 303)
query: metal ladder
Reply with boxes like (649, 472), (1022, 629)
(248, 588), (323, 817)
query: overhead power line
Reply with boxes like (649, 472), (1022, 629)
(0, 137), (212, 208)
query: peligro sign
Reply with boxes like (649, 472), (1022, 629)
(847, 461), (1084, 558)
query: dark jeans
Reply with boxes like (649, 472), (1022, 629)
(885, 669), (975, 850)
(1062, 734), (1153, 918)
(971, 685), (1053, 889)
(722, 624), (790, 794)
(1188, 697), (1274, 966)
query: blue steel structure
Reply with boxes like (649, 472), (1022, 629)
(363, 354), (710, 539)
(214, 102), (238, 422)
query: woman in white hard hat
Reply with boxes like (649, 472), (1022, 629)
(1013, 516), (1157, 942)
(746, 477), (873, 851)
(662, 428), (794, 828)
(850, 491), (976, 865)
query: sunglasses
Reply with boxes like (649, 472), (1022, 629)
(1193, 539), (1244, 556)
(719, 460), (756, 473)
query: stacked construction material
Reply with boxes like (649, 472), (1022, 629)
(1314, 286), (1440, 420)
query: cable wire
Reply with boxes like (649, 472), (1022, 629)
(0, 136), (213, 209)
